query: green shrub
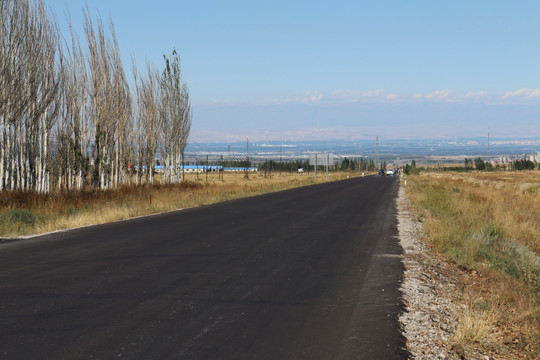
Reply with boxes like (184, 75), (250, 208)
(475, 158), (486, 170)
(0, 208), (37, 226)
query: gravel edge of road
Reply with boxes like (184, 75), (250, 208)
(397, 183), (494, 360)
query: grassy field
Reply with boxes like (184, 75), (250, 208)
(405, 171), (540, 358)
(0, 171), (361, 238)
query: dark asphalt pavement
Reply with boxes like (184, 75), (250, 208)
(0, 176), (407, 359)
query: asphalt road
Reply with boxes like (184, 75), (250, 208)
(0, 176), (407, 359)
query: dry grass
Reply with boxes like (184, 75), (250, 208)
(406, 171), (540, 358)
(452, 295), (497, 356)
(0, 171), (360, 238)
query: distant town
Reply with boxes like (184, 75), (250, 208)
(184, 137), (540, 166)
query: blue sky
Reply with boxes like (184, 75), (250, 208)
(47, 0), (540, 141)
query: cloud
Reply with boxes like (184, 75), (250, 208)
(202, 88), (540, 109)
(419, 90), (456, 101)
(465, 91), (488, 99)
(274, 91), (323, 105)
(359, 89), (385, 98)
(412, 90), (498, 103)
(208, 99), (231, 106)
(334, 89), (401, 103)
(530, 89), (540, 98)
(425, 90), (452, 99)
(503, 88), (528, 98)
(503, 88), (540, 100)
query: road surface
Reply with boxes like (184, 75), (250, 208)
(0, 176), (407, 359)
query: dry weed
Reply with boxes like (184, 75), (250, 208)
(452, 302), (496, 356)
(406, 171), (540, 358)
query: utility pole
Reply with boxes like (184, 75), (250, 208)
(245, 137), (249, 179)
(326, 153), (329, 180)
(376, 136), (380, 169)
(488, 128), (491, 160)
(314, 153), (317, 182)
(220, 153), (224, 181)
(280, 142), (283, 176)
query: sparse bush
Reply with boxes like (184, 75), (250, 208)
(403, 163), (421, 175)
(0, 208), (38, 226)
(403, 164), (411, 175)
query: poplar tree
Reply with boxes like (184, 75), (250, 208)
(1, 0), (191, 192)
(159, 49), (191, 183)
(0, 0), (61, 192)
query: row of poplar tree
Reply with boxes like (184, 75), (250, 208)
(0, 0), (192, 193)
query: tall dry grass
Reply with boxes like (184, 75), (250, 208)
(406, 171), (540, 358)
(0, 171), (358, 238)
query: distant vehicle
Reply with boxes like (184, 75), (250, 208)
(386, 169), (394, 176)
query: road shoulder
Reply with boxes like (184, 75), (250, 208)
(397, 183), (492, 360)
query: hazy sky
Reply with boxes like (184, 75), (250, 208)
(47, 0), (540, 141)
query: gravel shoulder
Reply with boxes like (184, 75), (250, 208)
(397, 184), (494, 360)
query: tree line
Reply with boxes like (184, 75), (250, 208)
(402, 158), (539, 174)
(466, 158), (537, 171)
(259, 159), (309, 172)
(339, 157), (377, 172)
(1, 0), (191, 192)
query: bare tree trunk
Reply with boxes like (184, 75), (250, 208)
(0, 117), (4, 189)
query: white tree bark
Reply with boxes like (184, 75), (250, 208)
(159, 50), (192, 183)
